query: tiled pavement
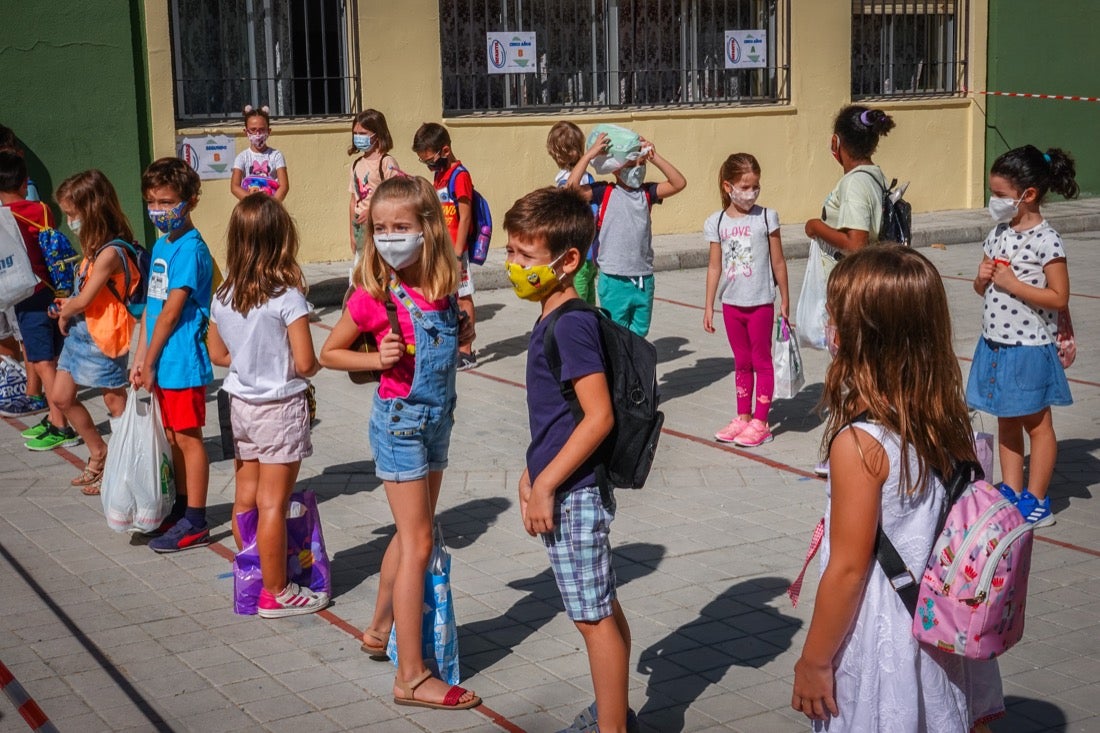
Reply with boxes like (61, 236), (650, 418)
(1, 224), (1098, 731)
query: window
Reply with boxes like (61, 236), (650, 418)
(852, 1), (968, 98)
(170, 0), (361, 123)
(440, 0), (790, 116)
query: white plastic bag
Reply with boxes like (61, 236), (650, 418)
(0, 208), (40, 310)
(586, 123), (643, 174)
(773, 318), (805, 399)
(795, 239), (836, 350)
(101, 389), (176, 533)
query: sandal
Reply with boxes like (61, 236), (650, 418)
(71, 459), (105, 487)
(80, 481), (101, 497)
(360, 628), (389, 660)
(393, 669), (481, 711)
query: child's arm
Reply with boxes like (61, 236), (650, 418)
(642, 140), (687, 200)
(130, 311), (148, 385)
(207, 322), (230, 368)
(804, 218), (869, 253)
(230, 168), (247, 201)
(454, 197), (472, 258)
(287, 315), (319, 378)
(318, 308), (403, 372)
(769, 229), (791, 321)
(349, 193), (360, 255)
(991, 259), (1070, 311)
(703, 241), (721, 333)
(134, 288), (189, 391)
(55, 247), (125, 324)
(792, 427), (887, 721)
(523, 370), (614, 537)
(973, 254), (995, 295)
(565, 133), (608, 199)
(274, 165), (290, 202)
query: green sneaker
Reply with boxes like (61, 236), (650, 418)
(24, 425), (82, 451)
(20, 415), (52, 439)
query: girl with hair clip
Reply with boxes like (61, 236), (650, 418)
(319, 176), (480, 711)
(207, 193), (327, 617)
(805, 105), (896, 256)
(231, 105), (289, 201)
(348, 108), (403, 263)
(967, 145), (1077, 528)
(49, 170), (137, 494)
(792, 246), (1003, 733)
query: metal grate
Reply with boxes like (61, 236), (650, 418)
(851, 0), (968, 99)
(440, 0), (790, 116)
(170, 0), (361, 123)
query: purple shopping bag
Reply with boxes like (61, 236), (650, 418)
(233, 491), (332, 615)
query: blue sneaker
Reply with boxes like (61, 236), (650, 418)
(148, 517), (211, 553)
(995, 482), (1019, 505)
(1017, 490), (1055, 528)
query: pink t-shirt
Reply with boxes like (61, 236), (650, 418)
(346, 285), (450, 399)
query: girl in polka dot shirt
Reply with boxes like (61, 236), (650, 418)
(966, 145), (1077, 528)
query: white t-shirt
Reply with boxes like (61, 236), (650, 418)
(981, 220), (1065, 346)
(233, 147), (287, 181)
(703, 205), (780, 307)
(211, 287), (310, 403)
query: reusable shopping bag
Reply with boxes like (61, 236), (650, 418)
(795, 239), (836, 350)
(386, 523), (461, 685)
(772, 317), (805, 399)
(100, 389), (175, 533)
(233, 491), (332, 615)
(0, 207), (40, 310)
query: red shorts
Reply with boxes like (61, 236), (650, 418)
(154, 386), (207, 432)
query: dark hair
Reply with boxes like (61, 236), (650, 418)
(348, 109), (394, 156)
(990, 145), (1079, 201)
(0, 125), (17, 150)
(717, 152), (761, 208)
(243, 105), (271, 126)
(141, 157), (202, 201)
(411, 123), (451, 154)
(0, 150), (28, 193)
(504, 186), (595, 259)
(833, 105), (895, 160)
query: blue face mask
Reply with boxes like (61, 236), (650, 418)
(352, 133), (372, 152)
(148, 201), (188, 234)
(619, 163), (646, 189)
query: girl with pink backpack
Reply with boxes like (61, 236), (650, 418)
(791, 247), (1003, 731)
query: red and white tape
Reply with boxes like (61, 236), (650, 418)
(966, 88), (1100, 103)
(0, 661), (58, 733)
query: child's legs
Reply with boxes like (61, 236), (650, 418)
(457, 256), (476, 354)
(1021, 407), (1057, 500)
(255, 461), (301, 594)
(15, 302), (64, 424)
(457, 295), (475, 354)
(628, 276), (655, 338)
(747, 304), (775, 422)
(166, 427), (209, 511)
(0, 336), (18, 359)
(597, 274), (633, 330)
(52, 369), (106, 462)
(231, 458), (259, 551)
(23, 343), (41, 397)
(997, 416), (1026, 492)
(575, 260), (598, 306)
(576, 601), (631, 733)
(30, 359), (64, 427)
(384, 476), (436, 681)
(722, 305), (754, 418)
(101, 387), (126, 419)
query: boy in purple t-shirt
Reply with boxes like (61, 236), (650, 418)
(504, 186), (638, 733)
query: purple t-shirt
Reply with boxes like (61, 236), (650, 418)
(525, 306), (606, 493)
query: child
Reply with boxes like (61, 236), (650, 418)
(412, 122), (478, 370)
(0, 125), (39, 201)
(132, 157), (215, 553)
(349, 109), (403, 262)
(318, 176), (479, 711)
(0, 150), (77, 449)
(207, 193), (328, 617)
(702, 153), (790, 448)
(505, 186), (638, 733)
(792, 246), (1003, 732)
(966, 145), (1076, 528)
(50, 170), (137, 494)
(567, 130), (687, 337)
(231, 105), (289, 202)
(547, 121), (598, 305)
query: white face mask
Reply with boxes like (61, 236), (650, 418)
(67, 218), (82, 235)
(619, 164), (646, 189)
(988, 195), (1022, 223)
(728, 187), (760, 209)
(373, 232), (423, 271)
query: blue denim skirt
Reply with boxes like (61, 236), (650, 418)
(57, 319), (129, 389)
(966, 338), (1072, 418)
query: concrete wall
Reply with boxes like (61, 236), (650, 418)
(143, 0), (989, 264)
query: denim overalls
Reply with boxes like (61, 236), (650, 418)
(367, 280), (459, 482)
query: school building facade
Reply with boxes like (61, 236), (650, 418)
(1, 1), (1095, 264)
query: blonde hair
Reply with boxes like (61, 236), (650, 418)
(820, 247), (976, 493)
(355, 176), (459, 301)
(546, 121), (586, 169)
(54, 170), (135, 258)
(217, 193), (304, 315)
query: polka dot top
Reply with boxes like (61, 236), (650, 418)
(981, 220), (1065, 345)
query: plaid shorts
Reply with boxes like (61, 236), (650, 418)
(542, 485), (617, 622)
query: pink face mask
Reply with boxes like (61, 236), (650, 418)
(825, 322), (839, 358)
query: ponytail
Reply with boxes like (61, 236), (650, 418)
(991, 145), (1079, 202)
(1044, 148), (1079, 200)
(833, 105), (895, 160)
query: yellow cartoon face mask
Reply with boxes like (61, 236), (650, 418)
(504, 252), (566, 301)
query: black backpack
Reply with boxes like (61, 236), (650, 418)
(857, 171), (912, 246)
(542, 299), (664, 504)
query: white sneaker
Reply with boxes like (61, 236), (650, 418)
(257, 582), (329, 618)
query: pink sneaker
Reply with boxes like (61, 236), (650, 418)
(733, 419), (773, 447)
(257, 582), (329, 618)
(715, 417), (750, 443)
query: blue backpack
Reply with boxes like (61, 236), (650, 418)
(12, 203), (80, 297)
(447, 165), (492, 265)
(101, 239), (152, 318)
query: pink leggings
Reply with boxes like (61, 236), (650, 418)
(722, 303), (774, 422)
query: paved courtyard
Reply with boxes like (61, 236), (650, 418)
(1, 232), (1098, 732)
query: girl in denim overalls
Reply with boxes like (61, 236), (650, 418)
(320, 176), (479, 711)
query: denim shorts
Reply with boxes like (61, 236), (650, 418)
(13, 289), (63, 362)
(542, 485), (617, 622)
(57, 319), (129, 389)
(966, 338), (1072, 418)
(368, 394), (454, 482)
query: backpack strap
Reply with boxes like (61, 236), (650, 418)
(854, 168), (888, 194)
(447, 164), (468, 202)
(594, 183), (615, 236)
(100, 239), (138, 307)
(10, 203), (49, 232)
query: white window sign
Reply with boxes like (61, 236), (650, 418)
(176, 135), (234, 180)
(486, 32), (537, 74)
(724, 30), (767, 69)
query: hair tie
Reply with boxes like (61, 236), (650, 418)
(1043, 153), (1052, 164)
(859, 110), (876, 127)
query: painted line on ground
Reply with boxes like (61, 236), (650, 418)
(939, 274), (1100, 300)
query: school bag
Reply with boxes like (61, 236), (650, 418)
(447, 165), (492, 265)
(542, 299), (664, 504)
(876, 460), (1034, 660)
(100, 239), (152, 318)
(11, 202), (81, 296)
(0, 207), (39, 309)
(856, 171), (912, 246)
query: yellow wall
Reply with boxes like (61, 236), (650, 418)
(144, 0), (987, 264)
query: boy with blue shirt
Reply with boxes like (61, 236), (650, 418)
(131, 158), (215, 553)
(504, 186), (639, 733)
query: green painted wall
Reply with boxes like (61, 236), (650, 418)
(986, 2), (1099, 198)
(0, 0), (152, 241)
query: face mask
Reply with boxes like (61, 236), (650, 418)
(352, 133), (372, 152)
(425, 156), (449, 172)
(619, 164), (646, 189)
(988, 194), (1022, 223)
(148, 201), (188, 234)
(247, 131), (269, 148)
(373, 232), (423, 271)
(505, 253), (566, 301)
(830, 135), (842, 163)
(67, 218), (82, 235)
(825, 323), (839, 358)
(728, 187), (760, 209)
